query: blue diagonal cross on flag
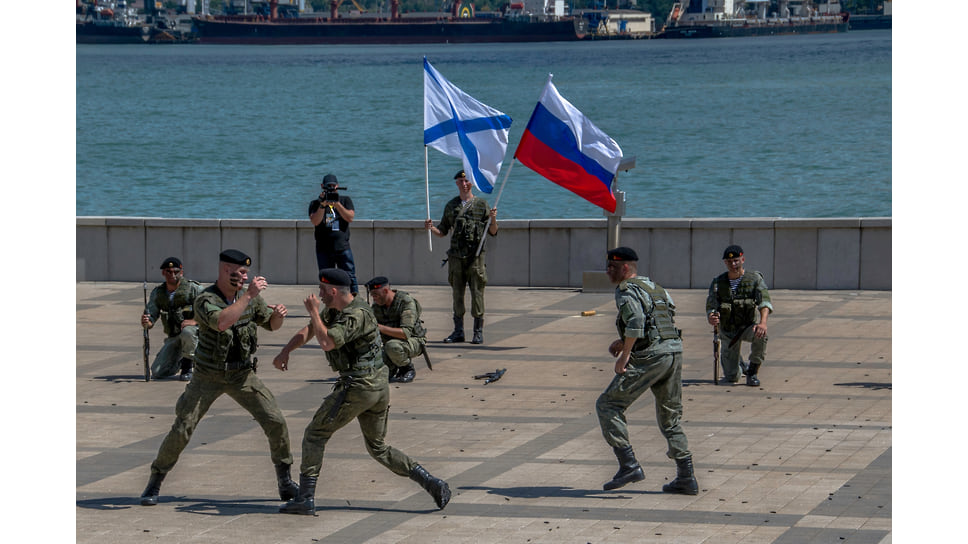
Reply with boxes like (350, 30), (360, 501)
(423, 58), (512, 193)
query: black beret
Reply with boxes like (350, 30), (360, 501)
(319, 268), (352, 287)
(723, 245), (744, 259)
(322, 174), (338, 187)
(159, 256), (182, 270)
(454, 170), (467, 180)
(607, 247), (638, 262)
(219, 249), (251, 266)
(364, 276), (389, 290)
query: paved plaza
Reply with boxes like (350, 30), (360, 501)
(76, 282), (892, 543)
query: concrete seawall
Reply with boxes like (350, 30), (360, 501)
(76, 217), (891, 290)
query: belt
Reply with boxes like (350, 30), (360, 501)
(338, 361), (384, 378)
(224, 358), (253, 371)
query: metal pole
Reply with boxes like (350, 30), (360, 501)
(605, 155), (635, 250)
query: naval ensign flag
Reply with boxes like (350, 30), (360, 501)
(423, 58), (513, 194)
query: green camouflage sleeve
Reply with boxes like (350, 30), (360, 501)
(756, 273), (774, 313)
(323, 306), (363, 349)
(616, 283), (648, 339)
(705, 277), (719, 315)
(193, 292), (223, 330)
(397, 294), (419, 340)
(145, 285), (163, 323)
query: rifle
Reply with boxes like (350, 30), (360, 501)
(142, 282), (151, 382)
(474, 368), (506, 385)
(713, 324), (720, 385)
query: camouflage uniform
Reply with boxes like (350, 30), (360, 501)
(596, 276), (691, 461)
(705, 271), (773, 382)
(371, 290), (426, 373)
(148, 285), (294, 476)
(436, 195), (494, 319)
(299, 296), (416, 478)
(144, 279), (203, 379)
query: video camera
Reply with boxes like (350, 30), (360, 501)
(320, 185), (347, 203)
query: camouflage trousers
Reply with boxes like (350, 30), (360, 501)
(720, 326), (768, 381)
(596, 351), (691, 460)
(448, 253), (487, 318)
(382, 337), (424, 370)
(150, 325), (198, 379)
(299, 365), (416, 479)
(149, 366), (293, 475)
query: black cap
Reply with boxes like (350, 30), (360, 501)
(219, 249), (251, 266)
(319, 268), (352, 287)
(607, 247), (638, 262)
(364, 276), (389, 290)
(454, 170), (467, 180)
(723, 245), (744, 259)
(160, 256), (182, 270)
(322, 174), (338, 188)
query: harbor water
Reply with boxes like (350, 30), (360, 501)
(75, 30), (891, 220)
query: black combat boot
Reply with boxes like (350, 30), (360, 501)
(603, 446), (645, 491)
(471, 317), (484, 344)
(662, 456), (699, 495)
(275, 463), (299, 501)
(745, 362), (761, 387)
(443, 315), (465, 343)
(397, 363), (416, 383)
(279, 474), (317, 515)
(409, 464), (451, 509)
(178, 358), (193, 381)
(140, 472), (166, 506)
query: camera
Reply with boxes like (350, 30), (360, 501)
(320, 185), (346, 203)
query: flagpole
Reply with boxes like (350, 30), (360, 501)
(475, 160), (515, 257)
(424, 146), (433, 252)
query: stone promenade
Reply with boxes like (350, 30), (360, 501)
(76, 282), (891, 544)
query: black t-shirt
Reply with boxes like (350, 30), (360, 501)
(309, 195), (354, 253)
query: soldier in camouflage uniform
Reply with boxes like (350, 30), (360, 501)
(364, 276), (427, 384)
(596, 247), (698, 495)
(139, 249), (298, 507)
(706, 245), (773, 386)
(141, 256), (203, 380)
(273, 269), (450, 516)
(424, 170), (499, 344)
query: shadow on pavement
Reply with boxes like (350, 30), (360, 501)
(459, 485), (659, 499)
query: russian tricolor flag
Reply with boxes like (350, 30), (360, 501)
(514, 77), (623, 213)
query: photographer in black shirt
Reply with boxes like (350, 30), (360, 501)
(308, 174), (358, 295)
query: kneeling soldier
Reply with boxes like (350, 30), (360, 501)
(365, 276), (427, 383)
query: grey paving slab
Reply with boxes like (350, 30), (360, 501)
(76, 282), (892, 543)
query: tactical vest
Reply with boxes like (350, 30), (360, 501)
(374, 291), (427, 340)
(714, 272), (763, 334)
(152, 280), (201, 337)
(324, 299), (384, 375)
(193, 289), (263, 370)
(621, 278), (680, 349)
(448, 198), (489, 258)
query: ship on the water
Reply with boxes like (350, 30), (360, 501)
(657, 0), (848, 39)
(847, 0), (891, 31)
(191, 0), (587, 45)
(76, 0), (195, 44)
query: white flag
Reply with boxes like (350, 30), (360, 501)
(423, 57), (512, 193)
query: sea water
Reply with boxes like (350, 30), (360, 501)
(75, 30), (891, 220)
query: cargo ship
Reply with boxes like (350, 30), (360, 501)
(191, 0), (587, 45)
(657, 0), (848, 39)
